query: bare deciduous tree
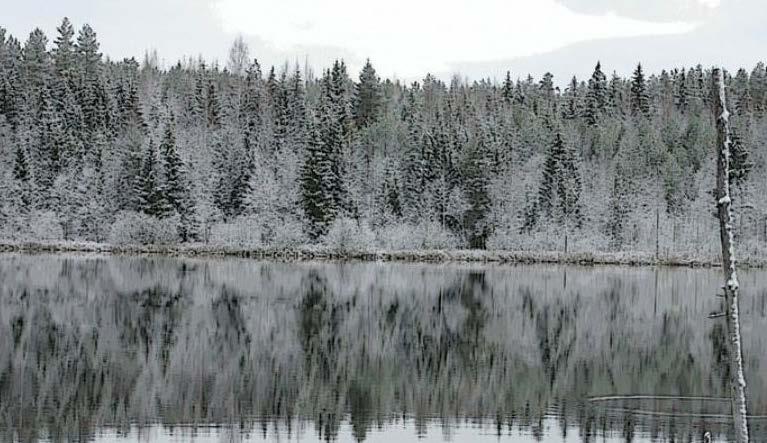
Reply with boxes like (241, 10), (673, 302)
(713, 67), (749, 443)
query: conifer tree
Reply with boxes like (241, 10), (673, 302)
(463, 135), (492, 248)
(353, 59), (382, 128)
(608, 163), (631, 250)
(21, 28), (50, 125)
(301, 114), (335, 238)
(729, 129), (753, 187)
(159, 112), (184, 212)
(563, 76), (580, 121)
(675, 69), (689, 112)
(33, 84), (65, 203)
(272, 69), (291, 150)
(557, 134), (582, 226)
(287, 66), (308, 148)
(76, 24), (105, 134)
(607, 72), (624, 115)
(537, 131), (581, 223)
(319, 68), (347, 214)
(192, 63), (207, 121)
(0, 37), (23, 129)
(206, 77), (221, 129)
(538, 138), (559, 216)
(53, 19), (75, 82)
(13, 144), (29, 182)
(538, 72), (556, 115)
(630, 63), (650, 117)
(242, 60), (264, 154)
(136, 139), (170, 217)
(587, 62), (607, 111)
(502, 71), (514, 104)
(329, 60), (354, 142)
(160, 112), (195, 239)
(384, 166), (402, 218)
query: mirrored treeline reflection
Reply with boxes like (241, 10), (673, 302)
(1, 255), (766, 442)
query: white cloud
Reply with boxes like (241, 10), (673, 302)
(696, 0), (721, 8)
(213, 0), (699, 78)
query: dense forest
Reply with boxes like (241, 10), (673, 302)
(0, 18), (765, 255)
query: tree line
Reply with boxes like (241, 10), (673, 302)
(0, 19), (764, 254)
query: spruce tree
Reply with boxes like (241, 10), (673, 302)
(538, 72), (556, 115)
(272, 69), (291, 150)
(353, 59), (382, 128)
(630, 63), (650, 117)
(287, 66), (307, 148)
(538, 136), (559, 216)
(301, 114), (335, 238)
(53, 18), (75, 83)
(33, 84), (65, 202)
(76, 24), (105, 134)
(13, 144), (29, 182)
(242, 60), (264, 153)
(159, 112), (184, 212)
(557, 134), (582, 226)
(329, 60), (354, 141)
(462, 135), (492, 248)
(608, 163), (630, 250)
(192, 63), (207, 121)
(21, 28), (50, 126)
(537, 130), (581, 225)
(674, 69), (689, 112)
(0, 37), (23, 128)
(319, 69), (346, 214)
(587, 62), (607, 111)
(136, 139), (170, 217)
(384, 168), (402, 218)
(502, 71), (514, 104)
(729, 129), (753, 187)
(160, 112), (196, 240)
(563, 76), (580, 121)
(206, 77), (221, 129)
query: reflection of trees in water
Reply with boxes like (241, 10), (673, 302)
(0, 256), (766, 442)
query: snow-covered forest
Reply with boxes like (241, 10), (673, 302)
(1, 19), (765, 256)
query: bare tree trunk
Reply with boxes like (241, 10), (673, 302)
(713, 67), (750, 443)
(655, 206), (660, 261)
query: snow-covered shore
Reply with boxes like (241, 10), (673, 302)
(2, 240), (765, 268)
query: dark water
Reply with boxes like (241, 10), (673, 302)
(1, 255), (767, 442)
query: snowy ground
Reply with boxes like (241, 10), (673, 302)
(1, 240), (764, 268)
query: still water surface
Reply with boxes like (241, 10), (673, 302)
(1, 254), (766, 442)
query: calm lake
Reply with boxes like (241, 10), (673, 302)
(1, 255), (766, 442)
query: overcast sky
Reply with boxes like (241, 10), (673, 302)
(2, 0), (763, 83)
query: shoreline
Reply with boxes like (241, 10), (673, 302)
(2, 241), (764, 268)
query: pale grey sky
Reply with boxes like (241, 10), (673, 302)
(2, 0), (762, 82)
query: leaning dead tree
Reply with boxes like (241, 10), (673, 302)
(713, 67), (749, 443)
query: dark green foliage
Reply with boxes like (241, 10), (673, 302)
(502, 71), (514, 104)
(301, 115), (335, 238)
(630, 63), (650, 117)
(136, 140), (171, 217)
(13, 145), (29, 181)
(536, 131), (581, 227)
(462, 137), (492, 248)
(729, 129), (753, 186)
(159, 112), (195, 240)
(353, 59), (381, 128)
